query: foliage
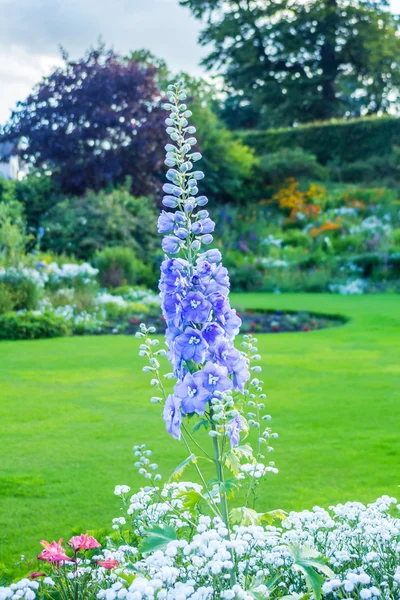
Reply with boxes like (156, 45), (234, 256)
(0, 190), (30, 265)
(41, 185), (158, 260)
(181, 0), (400, 126)
(191, 101), (258, 204)
(14, 175), (60, 233)
(0, 311), (69, 340)
(0, 45), (166, 197)
(0, 268), (42, 312)
(258, 148), (327, 185)
(239, 115), (400, 165)
(94, 246), (155, 289)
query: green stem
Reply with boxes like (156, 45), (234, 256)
(211, 431), (229, 530)
(211, 424), (237, 587)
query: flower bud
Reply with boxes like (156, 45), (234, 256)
(196, 195), (208, 206)
(201, 234), (213, 245)
(191, 240), (201, 251)
(162, 196), (178, 208)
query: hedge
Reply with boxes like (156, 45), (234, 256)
(238, 115), (400, 165)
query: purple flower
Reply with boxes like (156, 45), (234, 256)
(158, 211), (175, 233)
(202, 322), (224, 345)
(162, 293), (181, 324)
(211, 338), (241, 372)
(175, 372), (210, 415)
(231, 357), (250, 391)
(200, 362), (232, 398)
(200, 249), (221, 264)
(206, 264), (230, 296)
(228, 416), (242, 448)
(220, 309), (242, 336)
(181, 292), (212, 323)
(174, 327), (208, 365)
(162, 235), (182, 254)
(163, 394), (182, 440)
(208, 293), (229, 317)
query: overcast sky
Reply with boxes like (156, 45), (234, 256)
(1, 0), (400, 125)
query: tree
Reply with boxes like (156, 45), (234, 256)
(1, 45), (166, 196)
(180, 0), (400, 126)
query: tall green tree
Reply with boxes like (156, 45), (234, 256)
(180, 0), (400, 126)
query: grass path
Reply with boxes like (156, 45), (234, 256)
(0, 294), (399, 576)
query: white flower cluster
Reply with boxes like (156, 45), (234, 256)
(0, 266), (47, 288)
(1, 492), (400, 599)
(329, 279), (366, 295)
(97, 293), (129, 308)
(47, 262), (99, 282)
(0, 579), (39, 600)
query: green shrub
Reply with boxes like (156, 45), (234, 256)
(0, 283), (15, 314)
(0, 269), (42, 311)
(41, 185), (158, 260)
(258, 147), (327, 184)
(331, 150), (400, 184)
(239, 115), (400, 165)
(0, 312), (70, 340)
(192, 102), (258, 204)
(94, 246), (154, 288)
(0, 197), (30, 265)
(14, 175), (59, 232)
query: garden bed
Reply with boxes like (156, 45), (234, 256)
(102, 308), (347, 336)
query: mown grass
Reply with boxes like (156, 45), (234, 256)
(0, 294), (399, 577)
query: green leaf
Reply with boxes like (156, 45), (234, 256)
(225, 444), (254, 476)
(139, 524), (177, 554)
(193, 419), (209, 433)
(225, 451), (241, 475)
(259, 508), (288, 525)
(176, 489), (204, 511)
(230, 506), (262, 526)
(219, 479), (239, 499)
(235, 444), (253, 459)
(170, 453), (196, 481)
(288, 543), (334, 600)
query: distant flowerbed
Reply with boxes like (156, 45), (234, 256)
(0, 262), (161, 340)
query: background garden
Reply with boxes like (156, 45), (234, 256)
(0, 0), (400, 587)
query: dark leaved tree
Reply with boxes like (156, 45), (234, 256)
(1, 45), (166, 196)
(180, 0), (400, 127)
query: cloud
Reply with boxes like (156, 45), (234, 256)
(0, 0), (205, 123)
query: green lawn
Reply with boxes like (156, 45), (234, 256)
(0, 294), (399, 577)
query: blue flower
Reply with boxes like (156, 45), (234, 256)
(231, 357), (250, 391)
(163, 394), (182, 440)
(175, 372), (210, 415)
(228, 415), (242, 448)
(181, 292), (212, 323)
(211, 338), (241, 373)
(174, 327), (208, 365)
(200, 362), (232, 398)
(162, 235), (182, 255)
(158, 211), (175, 233)
(201, 322), (224, 345)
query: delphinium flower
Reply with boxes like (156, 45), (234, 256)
(157, 80), (250, 442)
(135, 82), (279, 544)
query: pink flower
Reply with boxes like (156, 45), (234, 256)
(38, 539), (71, 564)
(97, 559), (119, 570)
(28, 572), (46, 580)
(68, 534), (101, 552)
